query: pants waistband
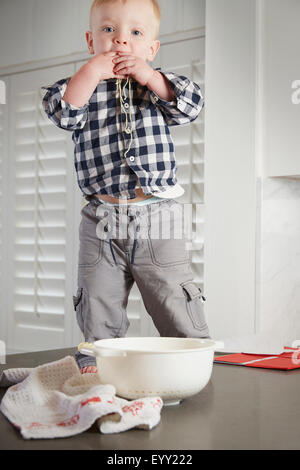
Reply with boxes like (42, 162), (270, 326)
(85, 194), (168, 207)
(85, 195), (175, 266)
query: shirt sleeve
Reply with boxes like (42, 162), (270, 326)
(148, 68), (204, 126)
(41, 77), (88, 131)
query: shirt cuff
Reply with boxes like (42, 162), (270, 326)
(42, 79), (88, 116)
(60, 99), (88, 128)
(149, 69), (189, 112)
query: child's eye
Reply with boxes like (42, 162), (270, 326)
(103, 26), (142, 36)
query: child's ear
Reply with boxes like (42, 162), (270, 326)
(147, 40), (160, 62)
(86, 31), (95, 55)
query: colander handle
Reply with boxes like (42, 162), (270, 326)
(78, 342), (127, 358)
(199, 339), (224, 351)
(213, 341), (224, 350)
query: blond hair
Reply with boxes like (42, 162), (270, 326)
(89, 0), (161, 39)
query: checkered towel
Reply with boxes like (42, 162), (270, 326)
(0, 356), (163, 439)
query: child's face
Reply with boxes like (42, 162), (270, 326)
(86, 0), (160, 63)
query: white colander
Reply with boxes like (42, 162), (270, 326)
(78, 337), (223, 406)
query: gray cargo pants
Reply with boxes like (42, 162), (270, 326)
(74, 196), (210, 369)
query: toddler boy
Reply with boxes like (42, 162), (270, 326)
(42, 0), (209, 373)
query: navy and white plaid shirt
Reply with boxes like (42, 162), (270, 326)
(42, 67), (204, 200)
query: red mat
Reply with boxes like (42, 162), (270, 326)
(214, 347), (300, 370)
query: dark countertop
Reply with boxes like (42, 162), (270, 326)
(0, 347), (300, 450)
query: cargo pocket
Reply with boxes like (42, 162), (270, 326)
(181, 281), (208, 333)
(148, 238), (190, 266)
(73, 287), (84, 333)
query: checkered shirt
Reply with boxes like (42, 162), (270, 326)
(41, 67), (204, 200)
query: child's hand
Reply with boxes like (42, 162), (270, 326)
(112, 52), (155, 86)
(88, 51), (128, 81)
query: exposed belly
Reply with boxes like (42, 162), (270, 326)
(93, 180), (153, 204)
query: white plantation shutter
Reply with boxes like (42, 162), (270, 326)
(6, 64), (82, 352)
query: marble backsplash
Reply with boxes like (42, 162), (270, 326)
(222, 176), (300, 354)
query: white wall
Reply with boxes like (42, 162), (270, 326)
(226, 177), (300, 355)
(204, 0), (257, 341)
(205, 0), (300, 354)
(263, 0), (300, 177)
(0, 0), (205, 68)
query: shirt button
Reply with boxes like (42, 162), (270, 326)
(153, 96), (159, 102)
(124, 103), (129, 108)
(129, 156), (135, 162)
